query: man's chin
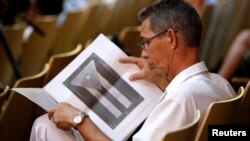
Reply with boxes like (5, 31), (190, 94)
(147, 61), (155, 68)
(155, 63), (166, 71)
(147, 61), (166, 72)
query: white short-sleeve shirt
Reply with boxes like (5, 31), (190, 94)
(133, 61), (235, 141)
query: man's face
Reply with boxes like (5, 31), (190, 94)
(140, 18), (172, 74)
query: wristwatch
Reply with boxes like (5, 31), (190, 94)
(72, 112), (88, 128)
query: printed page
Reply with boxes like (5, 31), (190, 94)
(11, 88), (57, 111)
(42, 34), (162, 140)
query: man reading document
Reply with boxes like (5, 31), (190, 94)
(30, 0), (235, 140)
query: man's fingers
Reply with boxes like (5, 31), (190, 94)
(129, 73), (144, 81)
(119, 57), (144, 68)
(119, 57), (138, 64)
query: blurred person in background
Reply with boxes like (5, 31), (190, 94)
(58, 0), (90, 26)
(218, 29), (250, 80)
(185, 0), (220, 14)
(27, 0), (64, 21)
(23, 0), (64, 41)
(0, 0), (30, 25)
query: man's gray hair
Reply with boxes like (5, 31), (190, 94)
(138, 0), (202, 48)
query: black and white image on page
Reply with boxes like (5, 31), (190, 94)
(63, 53), (144, 129)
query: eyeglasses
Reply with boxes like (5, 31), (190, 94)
(138, 29), (168, 50)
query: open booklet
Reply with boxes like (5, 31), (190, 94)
(13, 34), (162, 140)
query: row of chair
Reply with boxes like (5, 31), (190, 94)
(2, 40), (198, 141)
(0, 85), (9, 115)
(163, 81), (250, 141)
(0, 0), (156, 87)
(1, 41), (250, 140)
(0, 64), (49, 141)
(0, 44), (83, 141)
(200, 0), (250, 70)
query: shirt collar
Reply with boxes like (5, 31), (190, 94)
(165, 61), (208, 95)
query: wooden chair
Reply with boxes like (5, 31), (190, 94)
(20, 15), (57, 77)
(162, 110), (201, 141)
(200, 4), (214, 56)
(119, 26), (141, 57)
(97, 4), (115, 34)
(103, 0), (135, 34)
(230, 77), (250, 91)
(0, 64), (49, 141)
(239, 81), (250, 124)
(0, 83), (3, 92)
(44, 44), (82, 84)
(200, 3), (227, 70)
(0, 23), (26, 85)
(4, 23), (27, 59)
(51, 10), (84, 54)
(231, 80), (250, 124)
(0, 85), (9, 115)
(76, 3), (107, 45)
(103, 0), (154, 35)
(125, 0), (155, 28)
(194, 86), (245, 141)
(200, 0), (250, 70)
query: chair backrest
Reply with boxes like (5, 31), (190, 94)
(0, 23), (26, 85)
(51, 10), (84, 54)
(119, 26), (141, 57)
(0, 83), (3, 92)
(44, 44), (82, 84)
(200, 4), (214, 55)
(0, 85), (9, 115)
(4, 23), (26, 59)
(20, 15), (57, 77)
(200, 0), (250, 70)
(230, 77), (250, 92)
(162, 110), (201, 141)
(0, 64), (49, 141)
(194, 86), (245, 141)
(103, 0), (154, 35)
(103, 0), (135, 34)
(97, 4), (115, 34)
(76, 3), (107, 45)
(231, 80), (250, 124)
(240, 81), (250, 123)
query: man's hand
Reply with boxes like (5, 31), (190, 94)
(48, 103), (112, 140)
(119, 56), (169, 91)
(48, 102), (80, 131)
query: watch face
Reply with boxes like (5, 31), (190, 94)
(73, 114), (83, 124)
(72, 112), (88, 127)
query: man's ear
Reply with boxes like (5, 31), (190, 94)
(167, 29), (177, 50)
